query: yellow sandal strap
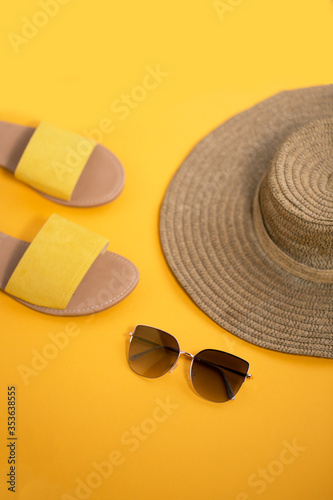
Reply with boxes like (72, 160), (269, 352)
(15, 122), (96, 201)
(5, 214), (108, 309)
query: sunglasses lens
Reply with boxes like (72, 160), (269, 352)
(128, 326), (180, 378)
(191, 349), (249, 402)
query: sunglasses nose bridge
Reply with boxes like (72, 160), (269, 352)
(180, 350), (194, 359)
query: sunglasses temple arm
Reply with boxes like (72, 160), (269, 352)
(217, 363), (249, 378)
(129, 344), (179, 361)
(221, 371), (235, 400)
(200, 360), (235, 400)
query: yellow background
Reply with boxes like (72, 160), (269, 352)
(0, 1), (332, 499)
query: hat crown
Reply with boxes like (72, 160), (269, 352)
(260, 119), (333, 270)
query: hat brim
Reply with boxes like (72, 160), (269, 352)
(159, 85), (333, 358)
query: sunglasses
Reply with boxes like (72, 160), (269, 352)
(128, 325), (252, 403)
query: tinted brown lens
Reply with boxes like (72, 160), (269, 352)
(191, 349), (249, 402)
(128, 326), (180, 378)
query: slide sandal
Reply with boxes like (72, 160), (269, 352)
(0, 214), (139, 316)
(0, 120), (125, 207)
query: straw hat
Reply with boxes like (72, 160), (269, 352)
(159, 85), (333, 358)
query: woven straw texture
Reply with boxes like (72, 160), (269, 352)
(159, 85), (333, 358)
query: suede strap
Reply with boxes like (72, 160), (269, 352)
(5, 214), (108, 309)
(15, 122), (96, 200)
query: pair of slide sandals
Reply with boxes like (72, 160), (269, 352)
(0, 120), (139, 316)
